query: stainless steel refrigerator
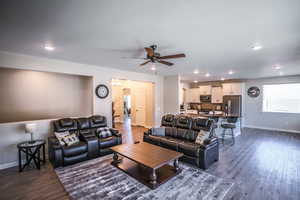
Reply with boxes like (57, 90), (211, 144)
(223, 95), (242, 117)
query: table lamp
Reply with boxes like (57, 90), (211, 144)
(25, 123), (37, 144)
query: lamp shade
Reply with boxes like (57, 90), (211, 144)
(25, 123), (37, 134)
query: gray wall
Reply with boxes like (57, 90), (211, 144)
(0, 67), (93, 123)
(0, 51), (164, 169)
(164, 75), (180, 114)
(244, 75), (300, 132)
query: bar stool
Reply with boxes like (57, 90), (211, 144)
(221, 116), (238, 145)
(210, 116), (219, 137)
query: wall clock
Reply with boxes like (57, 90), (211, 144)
(247, 86), (260, 98)
(95, 84), (109, 99)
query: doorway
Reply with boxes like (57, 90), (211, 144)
(123, 88), (131, 122)
(112, 79), (154, 128)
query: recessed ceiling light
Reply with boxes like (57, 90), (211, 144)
(228, 70), (234, 75)
(221, 78), (225, 81)
(273, 64), (281, 70)
(193, 70), (199, 74)
(44, 44), (55, 51)
(193, 80), (198, 83)
(205, 73), (210, 77)
(151, 66), (156, 71)
(252, 44), (263, 51)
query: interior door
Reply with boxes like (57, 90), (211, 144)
(134, 87), (146, 126)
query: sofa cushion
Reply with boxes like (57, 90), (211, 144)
(176, 128), (190, 140)
(165, 127), (177, 138)
(77, 118), (90, 130)
(59, 118), (74, 127)
(62, 141), (87, 157)
(152, 127), (165, 136)
(62, 133), (80, 146)
(161, 114), (176, 127)
(159, 137), (184, 151)
(195, 130), (210, 145)
(99, 136), (119, 149)
(192, 118), (213, 132)
(175, 115), (192, 129)
(178, 141), (200, 157)
(54, 131), (69, 146)
(97, 127), (113, 138)
(89, 115), (107, 128)
(144, 135), (161, 145)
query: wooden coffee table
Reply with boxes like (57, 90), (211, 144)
(110, 142), (183, 189)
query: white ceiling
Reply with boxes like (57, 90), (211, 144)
(1, 0), (300, 81)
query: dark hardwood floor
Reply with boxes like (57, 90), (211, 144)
(0, 122), (299, 200)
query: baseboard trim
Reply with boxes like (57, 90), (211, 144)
(0, 161), (18, 170)
(244, 125), (300, 134)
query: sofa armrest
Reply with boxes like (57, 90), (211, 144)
(79, 131), (99, 158)
(110, 128), (121, 137)
(200, 137), (218, 149)
(144, 129), (152, 136)
(79, 130), (96, 139)
(48, 136), (63, 168)
(204, 137), (218, 145)
(48, 136), (61, 149)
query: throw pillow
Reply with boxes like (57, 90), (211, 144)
(195, 130), (210, 145)
(54, 131), (70, 146)
(62, 134), (80, 146)
(97, 127), (112, 138)
(151, 127), (166, 136)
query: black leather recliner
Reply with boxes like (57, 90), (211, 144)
(144, 114), (219, 169)
(48, 115), (122, 168)
(88, 115), (122, 156)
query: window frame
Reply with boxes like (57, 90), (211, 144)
(262, 82), (300, 114)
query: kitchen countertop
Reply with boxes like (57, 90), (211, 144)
(183, 113), (240, 118)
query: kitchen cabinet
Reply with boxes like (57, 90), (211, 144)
(222, 83), (243, 95)
(211, 87), (223, 103)
(185, 88), (200, 103)
(199, 85), (212, 95)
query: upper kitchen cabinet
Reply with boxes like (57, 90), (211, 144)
(222, 83), (244, 95)
(185, 88), (201, 103)
(211, 86), (223, 103)
(199, 85), (212, 95)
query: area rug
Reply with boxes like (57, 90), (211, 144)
(55, 156), (235, 200)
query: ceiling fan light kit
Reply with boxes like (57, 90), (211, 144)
(139, 45), (186, 68)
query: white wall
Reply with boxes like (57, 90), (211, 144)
(163, 75), (180, 114)
(244, 75), (300, 133)
(0, 51), (164, 169)
(179, 81), (190, 105)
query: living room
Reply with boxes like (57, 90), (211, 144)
(1, 1), (300, 200)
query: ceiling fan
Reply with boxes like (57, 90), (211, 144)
(139, 45), (186, 67)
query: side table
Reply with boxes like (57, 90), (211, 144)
(17, 139), (46, 172)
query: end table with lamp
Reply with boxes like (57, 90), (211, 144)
(18, 140), (46, 172)
(18, 123), (46, 172)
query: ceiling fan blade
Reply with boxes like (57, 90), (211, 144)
(158, 60), (174, 66)
(159, 53), (186, 59)
(144, 47), (154, 57)
(139, 60), (151, 66)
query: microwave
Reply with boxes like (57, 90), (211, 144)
(200, 95), (211, 103)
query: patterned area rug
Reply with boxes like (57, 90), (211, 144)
(55, 156), (235, 200)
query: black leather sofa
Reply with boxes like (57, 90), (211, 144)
(143, 114), (219, 169)
(48, 115), (122, 168)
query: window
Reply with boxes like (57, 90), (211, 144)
(263, 83), (300, 113)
